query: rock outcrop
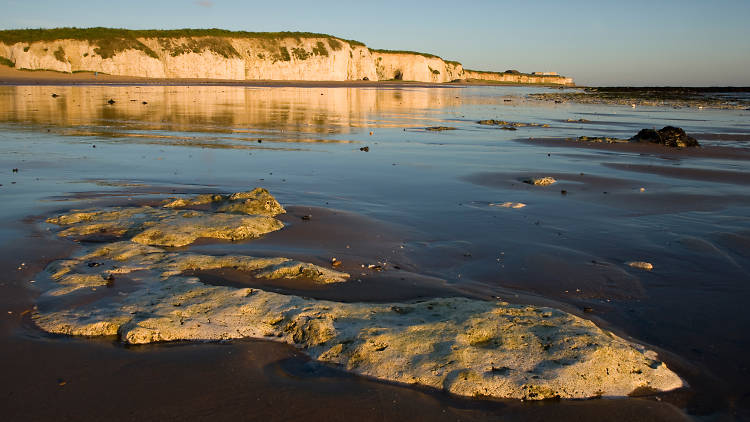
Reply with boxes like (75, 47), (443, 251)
(31, 188), (684, 400)
(0, 29), (573, 85)
(629, 127), (700, 148)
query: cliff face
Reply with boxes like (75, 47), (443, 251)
(463, 69), (574, 85)
(0, 32), (573, 85)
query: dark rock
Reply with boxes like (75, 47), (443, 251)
(301, 215), (312, 221)
(658, 126), (700, 147)
(629, 126), (699, 148)
(142, 101), (148, 105)
(501, 126), (517, 131)
(359, 146), (369, 152)
(425, 126), (457, 131)
(51, 93), (58, 98)
(107, 99), (116, 105)
(12, 168), (18, 173)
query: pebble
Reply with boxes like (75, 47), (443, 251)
(627, 261), (654, 271)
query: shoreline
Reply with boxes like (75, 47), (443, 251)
(0, 67), (572, 88)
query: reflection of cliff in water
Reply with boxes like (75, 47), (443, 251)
(0, 86), (468, 135)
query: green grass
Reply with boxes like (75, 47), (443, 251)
(291, 47), (310, 60)
(53, 46), (66, 62)
(327, 38), (342, 51)
(369, 48), (440, 59)
(0, 27), (364, 48)
(276, 46), (291, 62)
(312, 41), (328, 57)
(158, 37), (239, 58)
(0, 56), (15, 67)
(429, 66), (440, 75)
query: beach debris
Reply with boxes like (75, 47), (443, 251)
(425, 126), (457, 131)
(359, 146), (369, 152)
(629, 127), (700, 148)
(627, 261), (654, 271)
(523, 177), (557, 186)
(490, 202), (526, 209)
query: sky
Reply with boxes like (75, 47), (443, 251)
(1, 0), (749, 86)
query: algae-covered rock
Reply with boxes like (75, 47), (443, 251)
(524, 177), (557, 186)
(47, 188), (286, 247)
(32, 275), (684, 400)
(131, 213), (283, 247)
(38, 241), (349, 293)
(164, 188), (286, 216)
(629, 126), (700, 148)
(33, 188), (684, 401)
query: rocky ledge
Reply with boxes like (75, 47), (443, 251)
(32, 188), (684, 400)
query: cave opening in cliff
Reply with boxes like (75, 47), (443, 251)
(393, 70), (403, 80)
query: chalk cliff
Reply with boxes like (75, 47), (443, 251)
(0, 29), (573, 85)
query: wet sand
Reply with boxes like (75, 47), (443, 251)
(0, 66), (526, 88)
(1, 84), (749, 420)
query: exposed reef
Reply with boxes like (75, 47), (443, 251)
(32, 188), (684, 400)
(530, 87), (750, 110)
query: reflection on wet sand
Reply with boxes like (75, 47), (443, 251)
(1, 84), (750, 421)
(0, 85), (466, 134)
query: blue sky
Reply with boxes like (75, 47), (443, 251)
(1, 0), (749, 86)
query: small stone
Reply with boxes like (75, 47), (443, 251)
(524, 177), (556, 186)
(627, 261), (653, 271)
(301, 215), (311, 221)
(107, 99), (116, 105)
(359, 146), (369, 152)
(490, 202), (526, 209)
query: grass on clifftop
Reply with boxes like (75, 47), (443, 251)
(0, 27), (365, 47)
(369, 48), (462, 67)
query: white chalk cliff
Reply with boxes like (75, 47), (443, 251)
(0, 32), (573, 85)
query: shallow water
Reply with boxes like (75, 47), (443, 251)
(1, 84), (749, 420)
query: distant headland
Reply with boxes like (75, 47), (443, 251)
(0, 28), (573, 85)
